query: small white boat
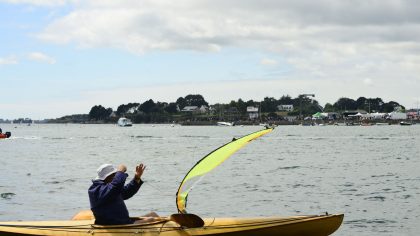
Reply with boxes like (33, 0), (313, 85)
(117, 117), (133, 127)
(217, 121), (234, 126)
(400, 121), (412, 126)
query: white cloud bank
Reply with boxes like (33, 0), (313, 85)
(2, 0), (420, 118)
(260, 58), (278, 66)
(0, 55), (18, 65)
(27, 52), (56, 64)
(0, 0), (70, 7)
(33, 1), (420, 82)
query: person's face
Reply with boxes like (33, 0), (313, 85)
(104, 173), (116, 183)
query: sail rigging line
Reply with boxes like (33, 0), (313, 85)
(175, 127), (274, 214)
(143, 181), (173, 197)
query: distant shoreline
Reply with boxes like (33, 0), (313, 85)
(2, 119), (416, 126)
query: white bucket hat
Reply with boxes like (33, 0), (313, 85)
(95, 164), (117, 180)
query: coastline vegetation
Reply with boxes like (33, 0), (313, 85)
(46, 94), (405, 124)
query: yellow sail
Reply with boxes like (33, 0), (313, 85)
(176, 127), (274, 213)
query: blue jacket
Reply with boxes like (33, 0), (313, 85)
(88, 171), (143, 225)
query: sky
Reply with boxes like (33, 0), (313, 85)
(1, 0), (420, 119)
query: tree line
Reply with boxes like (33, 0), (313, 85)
(87, 94), (404, 123)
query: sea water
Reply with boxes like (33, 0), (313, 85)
(0, 124), (419, 235)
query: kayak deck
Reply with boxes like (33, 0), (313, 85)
(0, 214), (344, 236)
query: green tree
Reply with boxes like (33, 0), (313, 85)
(323, 103), (334, 112)
(245, 100), (257, 107)
(261, 97), (278, 113)
(89, 105), (113, 120)
(236, 99), (247, 114)
(381, 101), (404, 112)
(278, 95), (294, 105)
(139, 99), (156, 113)
(164, 102), (179, 113)
(370, 97), (384, 112)
(356, 97), (367, 110)
(176, 97), (186, 110)
(116, 103), (140, 115)
(227, 99), (248, 114)
(333, 97), (357, 111)
(184, 94), (209, 107)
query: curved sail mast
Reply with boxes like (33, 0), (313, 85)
(176, 127), (274, 213)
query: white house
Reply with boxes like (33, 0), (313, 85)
(247, 106), (259, 120)
(277, 105), (294, 112)
(198, 105), (209, 113)
(181, 106), (199, 112)
(181, 105), (208, 113)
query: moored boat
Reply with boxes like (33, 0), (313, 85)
(117, 117), (133, 127)
(400, 121), (412, 126)
(217, 121), (234, 126)
(0, 131), (11, 139)
(0, 214), (344, 236)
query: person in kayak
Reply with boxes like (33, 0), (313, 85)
(89, 163), (158, 225)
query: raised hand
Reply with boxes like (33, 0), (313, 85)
(134, 163), (146, 182)
(118, 164), (127, 173)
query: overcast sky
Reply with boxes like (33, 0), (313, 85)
(1, 0), (420, 119)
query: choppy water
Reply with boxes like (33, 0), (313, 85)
(0, 124), (419, 235)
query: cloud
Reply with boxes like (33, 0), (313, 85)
(260, 58), (278, 66)
(0, 0), (70, 7)
(35, 1), (420, 49)
(34, 1), (420, 74)
(363, 78), (373, 86)
(0, 55), (18, 65)
(3, 0), (419, 118)
(27, 52), (56, 64)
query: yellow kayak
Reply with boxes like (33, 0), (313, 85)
(0, 214), (343, 236)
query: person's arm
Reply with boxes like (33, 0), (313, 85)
(122, 164), (145, 200)
(95, 171), (127, 203)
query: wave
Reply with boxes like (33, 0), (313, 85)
(43, 179), (76, 185)
(347, 218), (397, 226)
(365, 137), (390, 140)
(277, 166), (301, 170)
(364, 196), (386, 201)
(130, 135), (163, 139)
(7, 136), (42, 140)
(179, 135), (210, 138)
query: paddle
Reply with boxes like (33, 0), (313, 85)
(170, 213), (205, 228)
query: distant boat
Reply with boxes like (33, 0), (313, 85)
(0, 131), (11, 139)
(376, 123), (390, 126)
(117, 117), (133, 127)
(400, 121), (412, 126)
(217, 122), (234, 126)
